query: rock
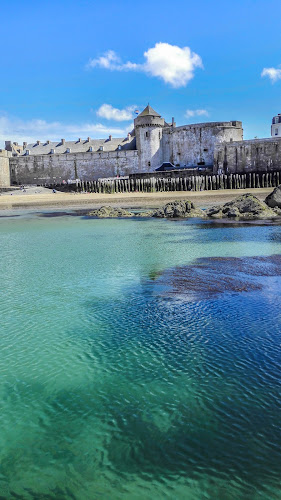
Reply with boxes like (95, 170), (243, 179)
(224, 207), (240, 218)
(206, 206), (223, 218)
(87, 206), (134, 218)
(134, 210), (153, 217)
(265, 185), (281, 208)
(152, 200), (206, 218)
(207, 193), (278, 219)
(152, 207), (165, 218)
(273, 207), (281, 216)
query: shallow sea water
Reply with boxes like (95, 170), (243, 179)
(1, 212), (281, 499)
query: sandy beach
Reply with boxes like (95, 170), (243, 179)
(0, 186), (274, 211)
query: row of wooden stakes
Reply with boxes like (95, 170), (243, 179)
(52, 171), (281, 193)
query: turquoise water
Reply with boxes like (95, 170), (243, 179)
(1, 213), (281, 499)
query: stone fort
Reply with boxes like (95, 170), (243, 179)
(1, 105), (281, 187)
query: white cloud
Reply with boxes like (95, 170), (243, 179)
(87, 50), (138, 71)
(96, 104), (137, 121)
(261, 67), (281, 83)
(185, 109), (209, 119)
(0, 114), (129, 148)
(143, 43), (203, 87)
(87, 42), (203, 88)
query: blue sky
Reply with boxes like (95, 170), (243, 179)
(0, 0), (280, 146)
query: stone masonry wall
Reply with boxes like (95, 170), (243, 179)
(162, 122), (243, 168)
(214, 137), (281, 173)
(0, 151), (11, 187)
(9, 150), (139, 184)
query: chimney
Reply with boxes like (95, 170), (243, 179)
(87, 137), (91, 142)
(109, 135), (112, 141)
(61, 139), (65, 145)
(127, 133), (131, 141)
(172, 117), (175, 127)
(5, 141), (12, 151)
(13, 142), (18, 146)
(37, 140), (40, 145)
(46, 140), (50, 144)
(23, 141), (27, 149)
(78, 138), (81, 142)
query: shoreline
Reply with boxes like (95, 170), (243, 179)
(0, 187), (273, 211)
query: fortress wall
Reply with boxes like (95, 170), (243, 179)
(0, 150), (11, 187)
(9, 150), (139, 184)
(162, 122), (243, 167)
(214, 138), (281, 173)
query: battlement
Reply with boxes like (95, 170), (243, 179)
(173, 121), (243, 131)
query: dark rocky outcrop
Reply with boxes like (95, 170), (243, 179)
(88, 201), (205, 219)
(88, 195), (281, 220)
(87, 206), (134, 218)
(206, 194), (278, 219)
(152, 200), (205, 218)
(265, 185), (281, 209)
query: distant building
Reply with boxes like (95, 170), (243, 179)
(271, 114), (281, 137)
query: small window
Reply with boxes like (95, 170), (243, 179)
(66, 148), (71, 153)
(118, 145), (122, 150)
(203, 148), (208, 152)
(99, 145), (104, 151)
(145, 131), (149, 138)
(275, 117), (279, 124)
(275, 128), (279, 136)
(230, 138), (233, 142)
(148, 161), (151, 167)
(89, 146), (93, 152)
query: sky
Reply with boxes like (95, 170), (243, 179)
(0, 0), (280, 146)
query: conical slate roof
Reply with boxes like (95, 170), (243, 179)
(138, 105), (161, 117)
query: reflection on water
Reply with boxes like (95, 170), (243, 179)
(1, 214), (281, 499)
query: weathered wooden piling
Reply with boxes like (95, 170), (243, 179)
(58, 170), (281, 194)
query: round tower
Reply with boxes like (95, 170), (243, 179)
(271, 114), (281, 137)
(134, 105), (165, 172)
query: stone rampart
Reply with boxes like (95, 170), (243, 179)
(162, 121), (243, 168)
(214, 137), (281, 173)
(0, 150), (11, 187)
(9, 150), (139, 184)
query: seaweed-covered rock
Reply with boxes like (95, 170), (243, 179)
(205, 206), (223, 218)
(88, 206), (134, 218)
(152, 200), (205, 218)
(135, 211), (153, 217)
(265, 185), (281, 208)
(207, 194), (278, 219)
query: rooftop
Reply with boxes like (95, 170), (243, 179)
(137, 105), (161, 118)
(13, 135), (136, 156)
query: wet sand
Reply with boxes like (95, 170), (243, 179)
(0, 187), (273, 211)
